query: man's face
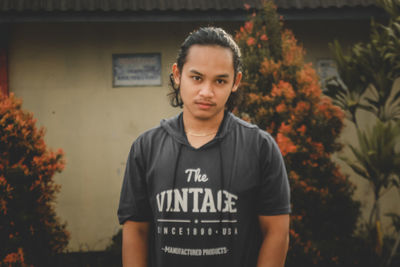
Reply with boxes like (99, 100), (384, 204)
(172, 45), (242, 122)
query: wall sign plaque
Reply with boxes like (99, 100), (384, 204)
(113, 53), (161, 87)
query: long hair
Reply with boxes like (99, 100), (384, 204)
(168, 27), (242, 112)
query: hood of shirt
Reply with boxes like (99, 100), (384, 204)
(159, 111), (234, 149)
(158, 111), (236, 227)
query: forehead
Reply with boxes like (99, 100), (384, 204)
(183, 45), (234, 73)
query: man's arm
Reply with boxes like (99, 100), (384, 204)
(122, 220), (150, 267)
(257, 214), (290, 267)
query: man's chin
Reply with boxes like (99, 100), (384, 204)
(192, 110), (225, 121)
(183, 106), (225, 121)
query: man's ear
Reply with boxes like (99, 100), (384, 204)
(231, 72), (242, 93)
(172, 63), (180, 85)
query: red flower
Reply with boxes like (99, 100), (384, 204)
(297, 125), (306, 135)
(277, 133), (297, 156)
(295, 101), (310, 113)
(276, 103), (286, 113)
(244, 21), (253, 33)
(246, 37), (256, 46)
(260, 34), (268, 41)
(2, 248), (26, 265)
(271, 80), (295, 100)
(279, 122), (292, 134)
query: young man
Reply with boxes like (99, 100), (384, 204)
(118, 27), (291, 267)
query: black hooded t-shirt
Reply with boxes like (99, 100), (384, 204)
(118, 112), (291, 267)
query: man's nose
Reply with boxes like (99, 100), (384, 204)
(199, 81), (214, 98)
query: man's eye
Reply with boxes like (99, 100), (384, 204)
(216, 79), (227, 85)
(192, 76), (201, 81)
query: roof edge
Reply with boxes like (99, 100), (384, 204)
(0, 6), (386, 23)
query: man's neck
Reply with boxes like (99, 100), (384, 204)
(182, 111), (225, 135)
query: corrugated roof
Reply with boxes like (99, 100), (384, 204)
(277, 0), (376, 9)
(0, 0), (377, 12)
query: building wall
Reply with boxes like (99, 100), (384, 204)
(8, 19), (399, 251)
(8, 21), (239, 251)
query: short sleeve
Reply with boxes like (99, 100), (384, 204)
(117, 139), (152, 224)
(257, 132), (291, 215)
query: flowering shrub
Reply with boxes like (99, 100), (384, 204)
(235, 1), (361, 266)
(0, 92), (69, 266)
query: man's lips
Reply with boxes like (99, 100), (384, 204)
(195, 101), (215, 109)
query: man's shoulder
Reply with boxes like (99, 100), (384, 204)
(132, 113), (180, 147)
(136, 125), (164, 140)
(228, 113), (273, 140)
(229, 113), (259, 129)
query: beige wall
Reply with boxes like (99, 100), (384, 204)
(8, 21), (239, 251)
(287, 20), (371, 63)
(8, 19), (399, 251)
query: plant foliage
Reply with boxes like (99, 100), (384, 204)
(325, 0), (400, 265)
(0, 93), (69, 266)
(235, 1), (361, 266)
(326, 0), (400, 124)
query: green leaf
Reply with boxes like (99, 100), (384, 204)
(391, 178), (399, 188)
(365, 97), (380, 108)
(390, 90), (400, 105)
(347, 162), (369, 179)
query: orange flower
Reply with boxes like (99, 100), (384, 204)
(0, 198), (7, 214)
(313, 142), (324, 155)
(289, 229), (300, 239)
(244, 21), (253, 33)
(277, 133), (297, 156)
(295, 101), (310, 113)
(260, 59), (281, 76)
(276, 103), (286, 113)
(281, 29), (304, 67)
(260, 34), (268, 41)
(2, 248), (26, 265)
(297, 64), (322, 98)
(279, 122), (292, 134)
(5, 124), (13, 131)
(332, 104), (345, 119)
(246, 37), (256, 46)
(291, 172), (300, 182)
(317, 97), (345, 121)
(297, 125), (306, 135)
(271, 81), (295, 100)
(244, 3), (251, 10)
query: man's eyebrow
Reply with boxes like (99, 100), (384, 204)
(189, 69), (230, 78)
(189, 70), (203, 76)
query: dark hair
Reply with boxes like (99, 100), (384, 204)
(168, 27), (242, 111)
